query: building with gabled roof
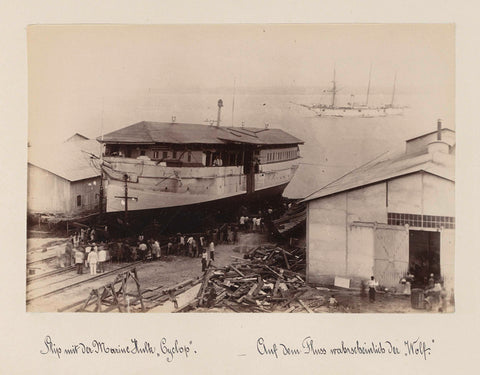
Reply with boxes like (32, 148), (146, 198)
(28, 137), (102, 217)
(302, 123), (455, 290)
(64, 133), (90, 143)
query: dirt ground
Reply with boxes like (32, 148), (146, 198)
(26, 231), (453, 313)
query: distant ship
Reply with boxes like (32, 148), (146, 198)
(298, 68), (405, 118)
(95, 100), (303, 218)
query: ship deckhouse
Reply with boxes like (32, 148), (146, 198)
(98, 121), (303, 213)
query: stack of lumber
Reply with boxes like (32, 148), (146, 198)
(243, 245), (306, 273)
(178, 244), (327, 313)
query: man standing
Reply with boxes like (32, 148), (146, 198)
(368, 276), (378, 302)
(187, 236), (194, 257)
(138, 242), (148, 261)
(84, 243), (92, 269)
(98, 244), (107, 273)
(209, 241), (215, 261)
(153, 239), (161, 259)
(88, 245), (98, 275)
(74, 248), (85, 274)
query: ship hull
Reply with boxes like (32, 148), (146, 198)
(104, 181), (290, 234)
(313, 106), (403, 118)
(103, 158), (299, 213)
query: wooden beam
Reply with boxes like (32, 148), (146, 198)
(297, 299), (313, 313)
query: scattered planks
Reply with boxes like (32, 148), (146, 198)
(172, 244), (327, 313)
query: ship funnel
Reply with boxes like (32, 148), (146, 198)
(217, 99), (223, 127)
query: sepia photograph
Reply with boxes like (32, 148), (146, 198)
(26, 24), (455, 314)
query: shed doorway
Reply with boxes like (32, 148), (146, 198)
(409, 230), (440, 287)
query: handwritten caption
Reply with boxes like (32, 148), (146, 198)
(40, 336), (196, 362)
(257, 336), (434, 361)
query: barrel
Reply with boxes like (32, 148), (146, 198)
(411, 288), (425, 309)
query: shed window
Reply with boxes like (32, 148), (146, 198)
(173, 151), (177, 159)
(163, 151), (168, 159)
(153, 151), (159, 159)
(76, 195), (82, 207)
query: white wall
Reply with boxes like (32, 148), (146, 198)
(388, 173), (454, 217)
(422, 174), (455, 216)
(28, 164), (71, 214)
(440, 229), (455, 289)
(347, 183), (387, 224)
(307, 193), (347, 284)
(388, 174), (423, 214)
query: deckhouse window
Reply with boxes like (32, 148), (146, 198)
(76, 195), (82, 207)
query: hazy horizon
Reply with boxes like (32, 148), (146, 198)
(27, 24), (454, 198)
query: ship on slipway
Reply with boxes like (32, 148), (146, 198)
(94, 100), (303, 230)
(299, 68), (405, 118)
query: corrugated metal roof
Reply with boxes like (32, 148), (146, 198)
(301, 148), (455, 203)
(99, 121), (303, 146)
(405, 127), (455, 142)
(28, 139), (101, 182)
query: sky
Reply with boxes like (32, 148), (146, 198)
(28, 24), (454, 146)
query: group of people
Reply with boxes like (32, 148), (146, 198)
(55, 227), (112, 276)
(164, 233), (216, 272)
(70, 241), (109, 275)
(238, 215), (264, 233)
(108, 236), (161, 263)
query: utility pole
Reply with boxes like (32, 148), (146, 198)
(99, 98), (105, 221)
(124, 174), (128, 224)
(114, 174), (137, 236)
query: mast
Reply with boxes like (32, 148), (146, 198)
(331, 67), (336, 107)
(365, 64), (372, 107)
(390, 72), (397, 107)
(99, 98), (105, 219)
(231, 78), (236, 127)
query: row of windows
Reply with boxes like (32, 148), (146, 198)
(266, 150), (297, 162)
(148, 150), (180, 159)
(387, 212), (455, 229)
(147, 150), (191, 162)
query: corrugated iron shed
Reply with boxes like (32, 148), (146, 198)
(98, 121), (303, 146)
(28, 139), (101, 182)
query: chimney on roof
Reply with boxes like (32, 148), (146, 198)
(428, 119), (449, 154)
(217, 99), (223, 127)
